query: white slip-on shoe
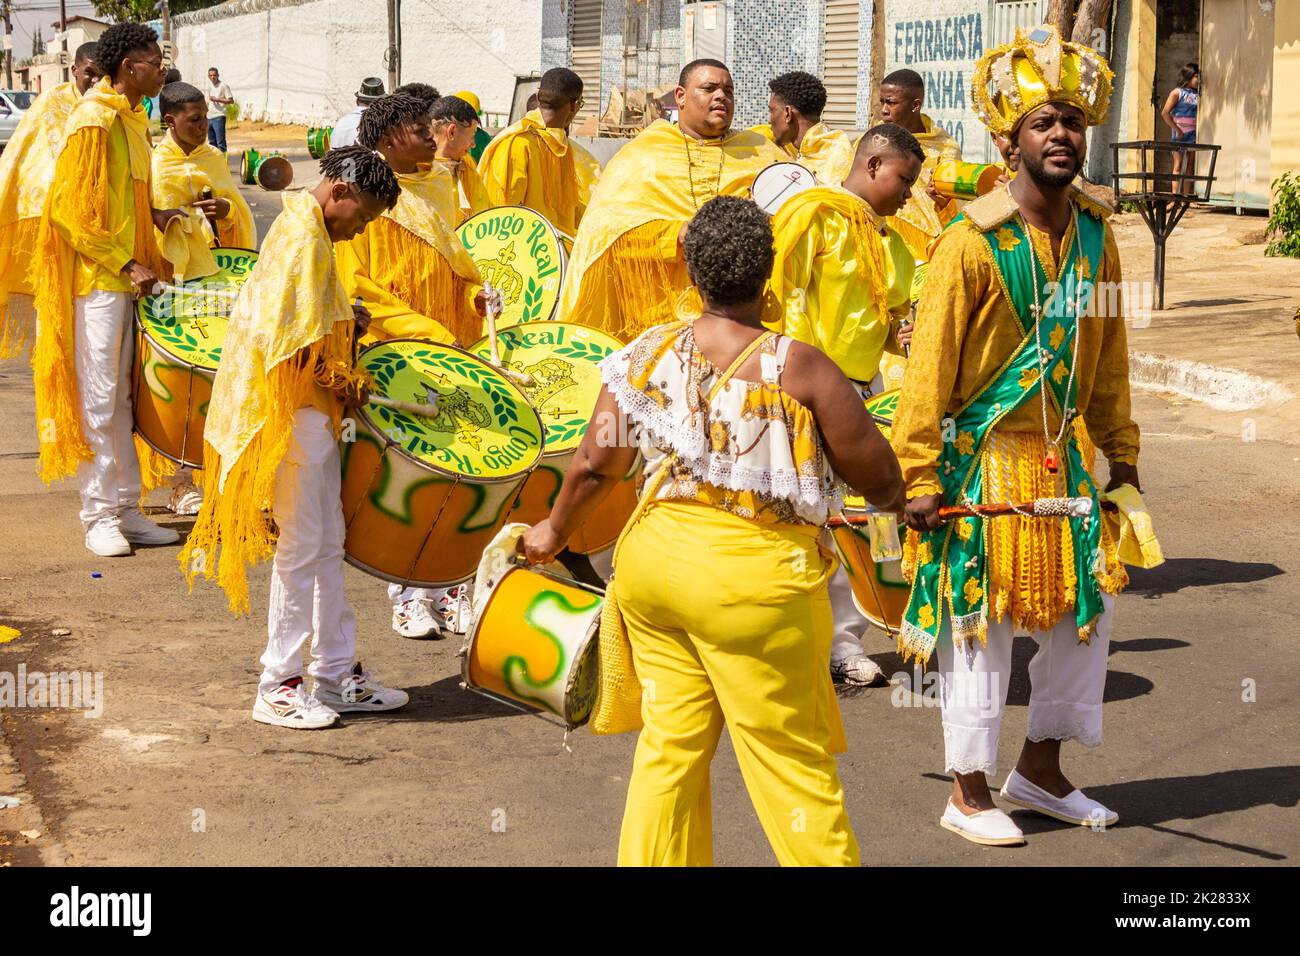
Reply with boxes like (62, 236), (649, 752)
(117, 507), (180, 545)
(85, 518), (132, 557)
(313, 663), (410, 713)
(252, 679), (339, 730)
(939, 799), (1027, 847)
(830, 653), (886, 686)
(1000, 769), (1119, 827)
(391, 598), (441, 639)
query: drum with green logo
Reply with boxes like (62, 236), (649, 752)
(470, 322), (638, 554)
(457, 205), (566, 329)
(307, 126), (332, 159)
(131, 248), (258, 468)
(340, 339), (546, 588)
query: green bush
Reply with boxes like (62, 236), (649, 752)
(1265, 172), (1300, 258)
(226, 101), (239, 125)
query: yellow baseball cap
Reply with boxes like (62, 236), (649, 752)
(452, 90), (481, 114)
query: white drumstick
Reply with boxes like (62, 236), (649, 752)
(369, 394), (440, 418)
(482, 280), (534, 387)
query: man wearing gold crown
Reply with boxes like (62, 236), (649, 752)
(558, 58), (786, 340)
(891, 26), (1152, 847)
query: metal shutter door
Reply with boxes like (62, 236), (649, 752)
(572, 0), (603, 126)
(823, 0), (860, 130)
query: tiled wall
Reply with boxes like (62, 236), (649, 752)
(727, 0), (827, 128)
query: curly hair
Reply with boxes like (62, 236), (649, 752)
(94, 22), (158, 82)
(394, 82), (441, 109)
(683, 196), (774, 307)
(320, 145), (401, 210)
(768, 71), (827, 118)
(358, 93), (430, 149)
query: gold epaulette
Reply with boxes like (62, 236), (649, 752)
(1071, 181), (1114, 219)
(964, 184), (1020, 232)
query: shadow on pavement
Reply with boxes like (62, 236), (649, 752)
(1126, 558), (1283, 598)
(394, 673), (530, 724)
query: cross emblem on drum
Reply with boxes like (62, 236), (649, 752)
(189, 316), (210, 339)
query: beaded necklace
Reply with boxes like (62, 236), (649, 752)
(681, 125), (726, 210)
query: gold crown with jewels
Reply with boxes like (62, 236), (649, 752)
(972, 24), (1114, 137)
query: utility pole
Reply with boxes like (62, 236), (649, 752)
(59, 0), (68, 83)
(386, 0), (401, 90)
(2, 1), (13, 90)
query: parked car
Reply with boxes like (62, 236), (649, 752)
(0, 89), (38, 150)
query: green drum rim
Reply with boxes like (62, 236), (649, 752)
(357, 338), (545, 480)
(135, 247), (258, 370)
(469, 322), (622, 455)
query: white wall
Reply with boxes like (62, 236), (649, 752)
(174, 0), (541, 126)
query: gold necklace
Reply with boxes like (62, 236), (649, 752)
(681, 126), (725, 210)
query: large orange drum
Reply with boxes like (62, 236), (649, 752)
(831, 389), (908, 633)
(470, 322), (639, 554)
(132, 248), (258, 468)
(340, 339), (545, 588)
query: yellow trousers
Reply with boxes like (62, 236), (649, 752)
(613, 501), (860, 867)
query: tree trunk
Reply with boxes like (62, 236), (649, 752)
(1071, 0), (1114, 47)
(1045, 0), (1076, 38)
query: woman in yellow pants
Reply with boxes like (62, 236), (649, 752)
(524, 196), (905, 866)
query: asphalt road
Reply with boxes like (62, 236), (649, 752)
(0, 167), (1295, 867)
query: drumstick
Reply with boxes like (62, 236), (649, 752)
(369, 394), (441, 419)
(201, 186), (220, 248)
(827, 496), (1094, 527)
(481, 280), (535, 387)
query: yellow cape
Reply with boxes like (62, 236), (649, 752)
(33, 78), (169, 485)
(152, 130), (257, 252)
(749, 123), (798, 158)
(478, 110), (587, 235)
(0, 82), (80, 356)
(436, 154), (490, 223)
(180, 190), (366, 614)
(558, 120), (786, 338)
(796, 122), (855, 186)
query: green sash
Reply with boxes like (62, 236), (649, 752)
(899, 207), (1107, 663)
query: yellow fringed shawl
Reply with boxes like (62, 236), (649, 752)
(0, 82), (80, 357)
(180, 190), (367, 614)
(796, 122), (855, 186)
(152, 130), (257, 251)
(558, 120), (786, 339)
(478, 110), (585, 235)
(337, 165), (483, 345)
(435, 154), (490, 224)
(33, 80), (170, 485)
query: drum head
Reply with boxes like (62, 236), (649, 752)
(469, 322), (622, 456)
(357, 339), (545, 480)
(457, 205), (566, 329)
(864, 387), (899, 438)
(136, 248), (258, 370)
(255, 154), (294, 191)
(752, 162), (818, 215)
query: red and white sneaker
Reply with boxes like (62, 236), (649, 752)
(437, 585), (472, 636)
(252, 677), (339, 729)
(313, 663), (410, 713)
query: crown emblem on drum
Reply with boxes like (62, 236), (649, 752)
(972, 24), (1113, 137)
(477, 243), (525, 305)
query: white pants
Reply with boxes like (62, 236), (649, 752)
(829, 565), (871, 663)
(388, 584), (448, 606)
(937, 594), (1113, 777)
(74, 289), (142, 528)
(260, 408), (357, 695)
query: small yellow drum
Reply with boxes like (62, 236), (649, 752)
(340, 340), (545, 588)
(132, 248), (258, 468)
(470, 322), (639, 554)
(831, 389), (908, 634)
(457, 205), (566, 328)
(461, 564), (603, 728)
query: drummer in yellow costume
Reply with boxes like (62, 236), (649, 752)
(431, 94), (491, 224)
(766, 122), (921, 687)
(181, 146), (410, 730)
(558, 58), (786, 340)
(336, 92), (489, 347)
(759, 71), (855, 185)
(875, 70), (962, 299)
(0, 42), (100, 357)
(478, 68), (599, 239)
(524, 196), (905, 866)
(893, 26), (1152, 847)
(34, 24), (183, 557)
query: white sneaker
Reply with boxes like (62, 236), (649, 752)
(437, 585), (472, 636)
(117, 507), (180, 545)
(313, 663), (409, 713)
(392, 598), (441, 639)
(939, 799), (1026, 847)
(252, 679), (339, 729)
(168, 482), (203, 516)
(831, 654), (886, 686)
(999, 769), (1119, 827)
(85, 518), (132, 557)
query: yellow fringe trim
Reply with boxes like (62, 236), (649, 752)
(0, 217), (43, 358)
(843, 205), (894, 327)
(571, 221), (685, 340)
(179, 322), (365, 616)
(370, 217), (475, 343)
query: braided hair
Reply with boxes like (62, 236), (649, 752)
(320, 145), (400, 209)
(358, 93), (430, 149)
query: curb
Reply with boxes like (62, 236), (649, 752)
(1129, 350), (1293, 412)
(229, 145), (313, 160)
